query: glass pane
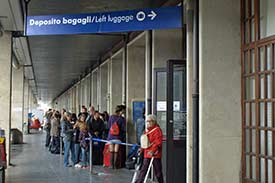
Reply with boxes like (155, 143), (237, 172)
(267, 131), (272, 156)
(246, 155), (250, 178)
(260, 0), (275, 39)
(251, 19), (255, 42)
(156, 71), (167, 137)
(268, 160), (272, 183)
(260, 130), (265, 155)
(251, 49), (255, 73)
(260, 158), (265, 182)
(173, 64), (186, 139)
(245, 51), (249, 74)
(260, 102), (265, 127)
(246, 103), (250, 126)
(252, 156), (256, 180)
(267, 45), (271, 70)
(245, 21), (250, 44)
(267, 102), (272, 127)
(260, 47), (265, 71)
(246, 76), (255, 100)
(252, 103), (256, 126)
(252, 129), (256, 153)
(260, 75), (265, 99)
(267, 75), (271, 98)
(246, 129), (250, 152)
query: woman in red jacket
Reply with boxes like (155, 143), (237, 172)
(135, 114), (164, 183)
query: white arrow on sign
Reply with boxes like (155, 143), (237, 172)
(148, 11), (157, 20)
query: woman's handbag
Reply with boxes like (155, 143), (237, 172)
(140, 127), (158, 149)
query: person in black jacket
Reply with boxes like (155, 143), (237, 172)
(89, 111), (105, 165)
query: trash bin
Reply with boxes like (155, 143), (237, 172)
(10, 129), (23, 144)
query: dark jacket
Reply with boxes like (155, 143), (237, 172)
(89, 118), (105, 138)
(61, 120), (74, 141)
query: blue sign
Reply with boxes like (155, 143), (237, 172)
(132, 101), (145, 124)
(26, 6), (182, 36)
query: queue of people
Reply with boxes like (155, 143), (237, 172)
(43, 105), (164, 183)
(43, 104), (126, 169)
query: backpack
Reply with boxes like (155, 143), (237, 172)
(110, 122), (120, 136)
(140, 127), (158, 149)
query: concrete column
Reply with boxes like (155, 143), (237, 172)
(28, 87), (32, 113)
(126, 33), (146, 144)
(199, 0), (241, 182)
(185, 0), (194, 182)
(92, 70), (98, 109)
(100, 61), (109, 112)
(0, 31), (12, 164)
(23, 79), (29, 128)
(110, 51), (123, 114)
(11, 67), (24, 131)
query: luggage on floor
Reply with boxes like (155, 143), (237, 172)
(103, 143), (126, 168)
(125, 145), (139, 169)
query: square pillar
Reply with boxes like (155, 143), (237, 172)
(11, 67), (24, 132)
(0, 31), (12, 164)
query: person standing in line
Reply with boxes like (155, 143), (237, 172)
(50, 111), (61, 154)
(89, 111), (105, 165)
(44, 109), (52, 147)
(86, 106), (95, 125)
(101, 111), (109, 140)
(72, 113), (81, 165)
(135, 114), (164, 183)
(74, 114), (89, 168)
(107, 105), (126, 169)
(61, 112), (76, 167)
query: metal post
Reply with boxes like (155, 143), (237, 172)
(89, 137), (93, 173)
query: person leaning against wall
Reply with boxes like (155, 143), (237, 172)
(135, 114), (164, 183)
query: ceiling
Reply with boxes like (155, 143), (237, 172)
(27, 0), (169, 103)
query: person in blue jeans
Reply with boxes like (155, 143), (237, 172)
(61, 112), (76, 167)
(74, 114), (89, 168)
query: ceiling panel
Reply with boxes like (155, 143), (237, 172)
(27, 0), (168, 103)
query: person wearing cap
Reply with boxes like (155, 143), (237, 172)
(61, 112), (76, 167)
(135, 114), (164, 183)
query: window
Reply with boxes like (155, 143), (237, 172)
(242, 0), (275, 182)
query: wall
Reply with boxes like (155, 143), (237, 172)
(110, 51), (123, 114)
(199, 0), (241, 182)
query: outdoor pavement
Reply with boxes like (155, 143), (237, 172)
(6, 130), (135, 183)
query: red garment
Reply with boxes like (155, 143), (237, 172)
(143, 124), (163, 159)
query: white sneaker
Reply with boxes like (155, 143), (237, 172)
(74, 164), (82, 168)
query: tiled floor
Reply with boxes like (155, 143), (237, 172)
(6, 131), (135, 183)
